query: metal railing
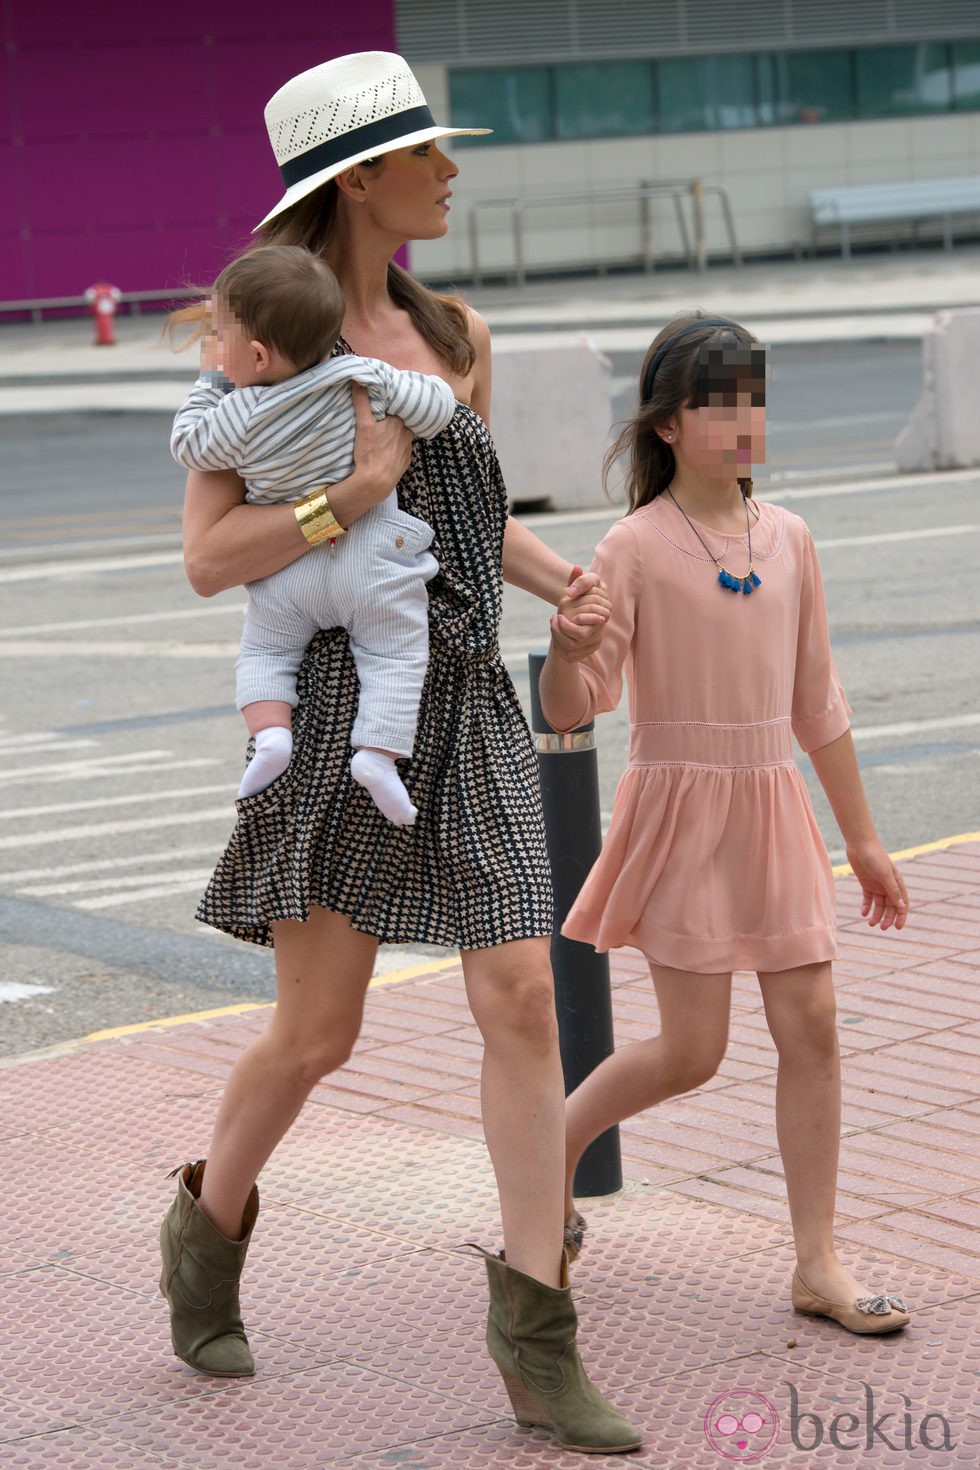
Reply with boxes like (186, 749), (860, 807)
(468, 178), (741, 287)
(0, 287), (202, 325)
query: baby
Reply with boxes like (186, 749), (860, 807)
(171, 245), (457, 823)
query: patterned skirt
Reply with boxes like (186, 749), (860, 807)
(196, 409), (554, 950)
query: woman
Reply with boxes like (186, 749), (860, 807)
(159, 51), (642, 1455)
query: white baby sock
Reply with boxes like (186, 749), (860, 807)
(350, 749), (417, 826)
(238, 725), (293, 800)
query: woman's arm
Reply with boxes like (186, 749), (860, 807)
(183, 384), (414, 597)
(809, 729), (909, 930)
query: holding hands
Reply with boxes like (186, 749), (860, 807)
(550, 565), (611, 663)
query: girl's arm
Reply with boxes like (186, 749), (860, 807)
(539, 618), (596, 733)
(183, 384), (413, 596)
(809, 729), (909, 931)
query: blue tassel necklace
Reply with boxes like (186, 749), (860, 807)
(666, 488), (761, 595)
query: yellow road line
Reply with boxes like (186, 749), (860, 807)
(82, 953), (463, 1044)
(831, 829), (980, 876)
(76, 832), (980, 1047)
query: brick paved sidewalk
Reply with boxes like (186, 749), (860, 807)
(2, 843), (978, 1468)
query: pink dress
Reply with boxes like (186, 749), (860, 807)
(561, 498), (850, 972)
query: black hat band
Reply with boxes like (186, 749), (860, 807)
(279, 104), (436, 188)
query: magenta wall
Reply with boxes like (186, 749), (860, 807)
(1, 2), (397, 301)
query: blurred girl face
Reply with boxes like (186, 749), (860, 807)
(668, 349), (767, 482)
(675, 390), (767, 480)
(348, 141), (459, 242)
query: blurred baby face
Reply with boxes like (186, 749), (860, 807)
(208, 296), (260, 387)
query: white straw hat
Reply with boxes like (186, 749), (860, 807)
(254, 51), (491, 230)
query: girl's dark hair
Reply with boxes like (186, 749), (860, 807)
(258, 176), (476, 377)
(213, 246), (345, 369)
(604, 311), (764, 513)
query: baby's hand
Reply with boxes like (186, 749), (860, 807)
(550, 566), (610, 662)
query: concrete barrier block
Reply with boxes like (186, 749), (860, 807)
(489, 339), (612, 509)
(897, 307), (980, 471)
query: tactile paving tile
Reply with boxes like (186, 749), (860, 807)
(3, 847), (979, 1467)
(249, 1245), (489, 1360)
(61, 1363), (499, 1469)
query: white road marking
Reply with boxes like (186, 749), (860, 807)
(0, 807), (233, 851)
(0, 735), (98, 755)
(0, 640), (239, 658)
(0, 551), (184, 583)
(0, 757), (222, 789)
(0, 982), (56, 1002)
(0, 749), (181, 783)
(0, 782), (233, 821)
(852, 712), (980, 742)
(75, 878), (215, 910)
(19, 868), (215, 898)
(0, 844), (221, 885)
(815, 524), (979, 551)
(2, 604), (243, 636)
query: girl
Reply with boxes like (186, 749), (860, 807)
(540, 312), (911, 1336)
(159, 51), (641, 1455)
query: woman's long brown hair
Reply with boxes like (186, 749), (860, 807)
(259, 177), (476, 376)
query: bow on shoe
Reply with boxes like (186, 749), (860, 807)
(856, 1292), (907, 1315)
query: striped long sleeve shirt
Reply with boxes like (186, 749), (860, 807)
(170, 354), (457, 504)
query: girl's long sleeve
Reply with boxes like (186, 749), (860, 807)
(574, 515), (644, 723)
(791, 527), (852, 753)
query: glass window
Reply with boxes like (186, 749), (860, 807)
(765, 50), (855, 125)
(856, 44), (951, 117)
(553, 62), (655, 140)
(448, 68), (551, 145)
(658, 55), (757, 133)
(952, 41), (980, 111)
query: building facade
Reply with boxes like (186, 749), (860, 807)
(400, 0), (980, 281)
(3, 1), (979, 302)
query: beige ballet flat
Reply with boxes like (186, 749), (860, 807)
(563, 1209), (587, 1264)
(792, 1268), (909, 1335)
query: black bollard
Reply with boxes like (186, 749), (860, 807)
(528, 650), (622, 1197)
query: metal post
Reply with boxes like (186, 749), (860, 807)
(639, 180), (653, 273)
(528, 651), (622, 1197)
(692, 177), (707, 273)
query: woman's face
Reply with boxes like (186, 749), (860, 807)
(353, 142), (459, 242)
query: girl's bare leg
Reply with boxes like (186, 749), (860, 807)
(461, 937), (567, 1287)
(198, 906), (378, 1238)
(758, 961), (878, 1302)
(563, 965), (732, 1216)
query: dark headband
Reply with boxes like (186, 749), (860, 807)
(641, 317), (742, 403)
(279, 104), (436, 188)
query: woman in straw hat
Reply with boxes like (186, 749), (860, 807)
(159, 51), (642, 1455)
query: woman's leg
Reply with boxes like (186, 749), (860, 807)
(461, 937), (566, 1287)
(463, 937), (643, 1452)
(564, 964), (732, 1216)
(758, 961), (883, 1303)
(198, 906), (378, 1238)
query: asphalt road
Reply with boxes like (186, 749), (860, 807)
(0, 341), (977, 1055)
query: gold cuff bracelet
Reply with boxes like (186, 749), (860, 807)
(294, 487), (348, 546)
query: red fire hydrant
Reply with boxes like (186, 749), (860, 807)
(85, 281), (122, 346)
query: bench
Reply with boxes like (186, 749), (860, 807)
(809, 176), (980, 259)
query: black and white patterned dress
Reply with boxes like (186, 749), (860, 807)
(197, 403), (554, 950)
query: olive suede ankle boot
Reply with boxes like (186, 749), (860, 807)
(483, 1250), (642, 1454)
(159, 1159), (259, 1377)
